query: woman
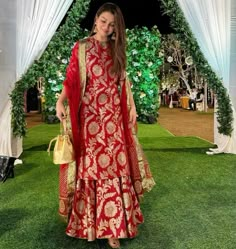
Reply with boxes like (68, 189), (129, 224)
(56, 2), (155, 248)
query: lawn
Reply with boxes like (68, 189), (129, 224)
(0, 123), (235, 249)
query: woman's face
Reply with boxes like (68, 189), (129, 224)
(95, 11), (115, 38)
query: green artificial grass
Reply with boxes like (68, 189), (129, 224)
(0, 123), (236, 249)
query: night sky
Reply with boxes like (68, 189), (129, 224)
(79, 0), (174, 34)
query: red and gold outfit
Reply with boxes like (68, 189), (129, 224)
(59, 37), (155, 241)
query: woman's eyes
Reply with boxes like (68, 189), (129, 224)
(101, 20), (114, 27)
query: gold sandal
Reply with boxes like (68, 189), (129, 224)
(108, 238), (120, 248)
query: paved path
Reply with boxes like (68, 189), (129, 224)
(158, 106), (214, 143)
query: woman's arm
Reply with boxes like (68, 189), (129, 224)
(126, 79), (137, 128)
(56, 87), (67, 121)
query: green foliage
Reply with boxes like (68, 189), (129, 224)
(10, 0), (91, 137)
(159, 0), (233, 136)
(126, 26), (164, 123)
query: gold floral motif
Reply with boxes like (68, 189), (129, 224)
(106, 121), (116, 134)
(104, 201), (118, 218)
(114, 94), (120, 105)
(123, 192), (131, 208)
(78, 199), (85, 214)
(85, 155), (91, 168)
(92, 64), (103, 77)
(98, 153), (110, 168)
(117, 151), (127, 166)
(88, 121), (99, 135)
(134, 180), (143, 195)
(83, 93), (91, 105)
(98, 93), (108, 105)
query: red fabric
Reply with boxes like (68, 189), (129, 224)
(66, 176), (143, 240)
(63, 42), (81, 160)
(60, 37), (149, 240)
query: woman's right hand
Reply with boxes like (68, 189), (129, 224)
(56, 101), (66, 122)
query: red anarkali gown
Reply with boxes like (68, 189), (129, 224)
(65, 37), (144, 241)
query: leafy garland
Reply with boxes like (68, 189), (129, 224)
(10, 0), (91, 137)
(126, 26), (163, 123)
(159, 0), (233, 136)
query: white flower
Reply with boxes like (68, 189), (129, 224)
(56, 71), (62, 77)
(133, 76), (139, 82)
(167, 56), (173, 63)
(48, 106), (55, 112)
(149, 73), (154, 79)
(137, 71), (142, 77)
(148, 62), (153, 67)
(159, 51), (164, 57)
(132, 49), (138, 55)
(61, 59), (68, 64)
(55, 93), (60, 99)
(48, 79), (56, 84)
(133, 62), (140, 67)
(140, 92), (146, 98)
(51, 86), (60, 92)
(185, 56), (193, 65)
(148, 90), (154, 95)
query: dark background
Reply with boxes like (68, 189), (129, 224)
(78, 0), (173, 34)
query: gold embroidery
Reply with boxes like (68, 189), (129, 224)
(88, 121), (99, 135)
(104, 201), (118, 218)
(92, 64), (103, 76)
(98, 93), (108, 105)
(114, 94), (120, 105)
(98, 153), (110, 168)
(78, 199), (85, 214)
(117, 151), (126, 166)
(123, 192), (131, 207)
(106, 121), (116, 134)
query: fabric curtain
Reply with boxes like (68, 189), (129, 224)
(0, 1), (18, 157)
(16, 0), (73, 78)
(176, 0), (236, 154)
(0, 0), (73, 157)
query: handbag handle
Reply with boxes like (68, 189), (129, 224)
(47, 117), (69, 155)
(60, 117), (67, 135)
(47, 137), (58, 155)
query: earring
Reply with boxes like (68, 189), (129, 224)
(94, 24), (98, 33)
(111, 32), (116, 40)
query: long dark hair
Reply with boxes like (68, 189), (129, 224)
(91, 2), (126, 77)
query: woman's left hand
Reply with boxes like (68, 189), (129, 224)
(129, 106), (137, 128)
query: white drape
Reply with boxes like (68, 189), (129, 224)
(176, 0), (236, 154)
(17, 0), (73, 78)
(0, 0), (73, 157)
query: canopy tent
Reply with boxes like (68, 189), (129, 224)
(0, 0), (235, 157)
(0, 0), (73, 157)
(176, 0), (236, 154)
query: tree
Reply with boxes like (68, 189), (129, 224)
(162, 34), (196, 93)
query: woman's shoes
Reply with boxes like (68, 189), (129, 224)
(108, 238), (120, 248)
